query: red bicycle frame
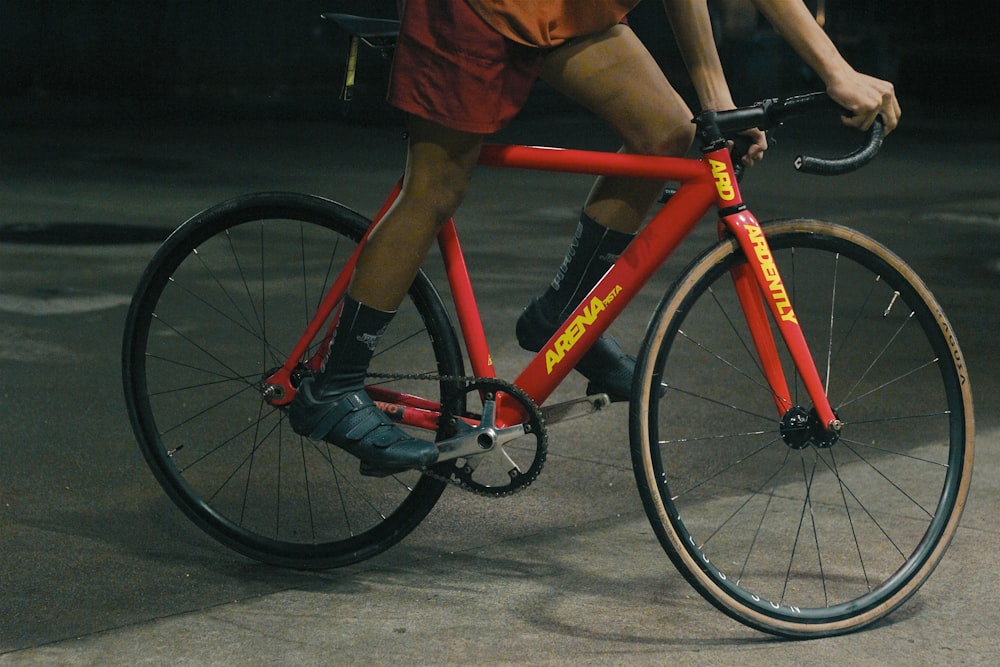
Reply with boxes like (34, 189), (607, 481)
(265, 143), (839, 432)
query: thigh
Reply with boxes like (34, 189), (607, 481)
(399, 115), (483, 214)
(541, 24), (693, 153)
(390, 0), (545, 134)
(349, 115), (482, 310)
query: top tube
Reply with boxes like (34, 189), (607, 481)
(478, 93), (883, 179)
(476, 144), (708, 181)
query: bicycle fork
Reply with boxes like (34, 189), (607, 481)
(710, 146), (841, 437)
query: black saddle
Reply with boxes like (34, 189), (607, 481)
(322, 13), (400, 53)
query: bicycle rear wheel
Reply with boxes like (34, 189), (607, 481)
(630, 219), (974, 637)
(123, 192), (464, 569)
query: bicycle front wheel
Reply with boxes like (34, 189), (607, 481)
(123, 192), (464, 569)
(631, 219), (974, 637)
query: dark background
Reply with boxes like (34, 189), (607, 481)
(2, 1), (999, 661)
(1, 0), (996, 121)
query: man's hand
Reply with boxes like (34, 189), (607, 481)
(739, 127), (769, 166)
(826, 71), (901, 134)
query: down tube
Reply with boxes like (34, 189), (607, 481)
(722, 209), (838, 427)
(514, 181), (716, 406)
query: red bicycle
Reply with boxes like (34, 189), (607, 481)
(122, 91), (974, 637)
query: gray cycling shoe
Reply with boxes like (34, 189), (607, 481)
(289, 379), (439, 470)
(516, 298), (635, 402)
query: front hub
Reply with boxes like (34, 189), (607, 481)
(780, 406), (840, 449)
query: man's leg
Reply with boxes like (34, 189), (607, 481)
(517, 25), (696, 400)
(289, 116), (482, 470)
(350, 116), (484, 310)
(542, 23), (696, 231)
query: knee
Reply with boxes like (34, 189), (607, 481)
(399, 168), (473, 227)
(628, 121), (696, 158)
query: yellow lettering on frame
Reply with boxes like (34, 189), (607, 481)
(709, 159), (736, 201)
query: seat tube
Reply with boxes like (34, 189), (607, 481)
(438, 218), (495, 379)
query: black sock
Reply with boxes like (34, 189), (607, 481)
(536, 212), (634, 322)
(312, 296), (394, 398)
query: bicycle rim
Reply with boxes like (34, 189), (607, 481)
(631, 219), (974, 637)
(123, 192), (463, 569)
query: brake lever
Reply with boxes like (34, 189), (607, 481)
(729, 133), (757, 180)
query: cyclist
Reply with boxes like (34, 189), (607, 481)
(289, 0), (901, 471)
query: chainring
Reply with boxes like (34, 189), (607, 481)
(427, 377), (547, 497)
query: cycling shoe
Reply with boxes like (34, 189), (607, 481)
(289, 380), (439, 469)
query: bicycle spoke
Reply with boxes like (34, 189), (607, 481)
(669, 437), (785, 500)
(705, 286), (770, 383)
(837, 357), (939, 410)
(223, 228), (267, 350)
(164, 276), (278, 354)
(159, 382), (261, 438)
(144, 353), (260, 392)
(677, 327), (776, 399)
(828, 450), (874, 594)
(150, 312), (259, 389)
(661, 382), (777, 424)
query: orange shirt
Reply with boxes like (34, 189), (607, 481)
(465, 0), (641, 47)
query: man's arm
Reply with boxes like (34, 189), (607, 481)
(662, 0), (733, 112)
(662, 0), (768, 164)
(747, 0), (900, 132)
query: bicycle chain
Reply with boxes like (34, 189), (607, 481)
(367, 372), (548, 497)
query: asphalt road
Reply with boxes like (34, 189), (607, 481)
(1, 96), (998, 665)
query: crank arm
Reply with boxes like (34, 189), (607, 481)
(540, 393), (610, 426)
(434, 392), (528, 463)
(434, 423), (530, 462)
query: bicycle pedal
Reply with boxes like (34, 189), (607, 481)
(540, 393), (611, 426)
(358, 460), (411, 478)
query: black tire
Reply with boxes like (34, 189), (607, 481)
(123, 192), (464, 569)
(630, 219), (974, 637)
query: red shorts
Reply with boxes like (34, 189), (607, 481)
(388, 0), (548, 134)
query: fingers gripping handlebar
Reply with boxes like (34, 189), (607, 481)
(706, 92), (884, 176)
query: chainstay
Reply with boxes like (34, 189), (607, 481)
(367, 372), (547, 496)
(367, 371), (481, 384)
(368, 371), (491, 493)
